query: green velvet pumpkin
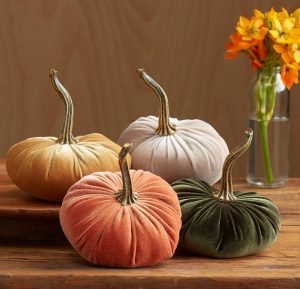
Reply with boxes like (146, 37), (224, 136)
(171, 129), (281, 258)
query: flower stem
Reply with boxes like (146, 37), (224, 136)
(259, 120), (273, 182)
(255, 66), (278, 183)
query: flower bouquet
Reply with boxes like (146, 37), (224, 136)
(225, 8), (300, 185)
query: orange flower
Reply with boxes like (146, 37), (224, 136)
(273, 44), (294, 64)
(224, 34), (252, 59)
(291, 43), (300, 63)
(274, 43), (300, 65)
(250, 56), (263, 70)
(281, 63), (299, 89)
(247, 43), (266, 70)
(224, 34), (266, 70)
(256, 40), (267, 61)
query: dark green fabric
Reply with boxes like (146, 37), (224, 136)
(171, 179), (281, 258)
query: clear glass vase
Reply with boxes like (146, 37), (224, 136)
(247, 65), (290, 188)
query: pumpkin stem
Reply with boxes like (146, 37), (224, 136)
(215, 129), (253, 201)
(49, 69), (78, 145)
(116, 143), (138, 205)
(137, 68), (176, 136)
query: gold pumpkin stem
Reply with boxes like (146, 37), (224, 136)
(49, 69), (78, 145)
(137, 68), (176, 136)
(214, 129), (253, 202)
(115, 143), (138, 205)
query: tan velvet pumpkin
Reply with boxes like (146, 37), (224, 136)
(6, 69), (130, 202)
(118, 69), (229, 184)
(59, 144), (182, 268)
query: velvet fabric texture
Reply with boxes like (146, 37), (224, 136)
(6, 133), (130, 202)
(118, 116), (229, 184)
(171, 179), (281, 258)
(60, 170), (182, 268)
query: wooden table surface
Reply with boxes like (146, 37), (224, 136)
(0, 160), (64, 241)
(0, 160), (299, 289)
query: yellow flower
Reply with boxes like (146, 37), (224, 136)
(278, 7), (289, 19)
(292, 8), (300, 27)
(264, 8), (277, 28)
(253, 8), (280, 28)
(269, 15), (298, 44)
(254, 9), (265, 20)
(236, 16), (268, 41)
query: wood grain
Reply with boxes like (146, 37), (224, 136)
(0, 159), (300, 288)
(0, 235), (300, 289)
(0, 160), (63, 240)
(0, 0), (299, 177)
(0, 224), (299, 288)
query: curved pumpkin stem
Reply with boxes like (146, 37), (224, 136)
(137, 68), (176, 136)
(116, 143), (138, 205)
(49, 69), (78, 144)
(215, 128), (253, 201)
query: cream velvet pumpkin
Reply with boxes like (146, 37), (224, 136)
(118, 69), (229, 184)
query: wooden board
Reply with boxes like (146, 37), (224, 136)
(0, 230), (299, 289)
(0, 160), (63, 240)
(0, 163), (300, 288)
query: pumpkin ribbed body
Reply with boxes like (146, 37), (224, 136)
(172, 179), (281, 258)
(6, 133), (130, 202)
(118, 116), (229, 184)
(60, 169), (181, 268)
(6, 70), (131, 202)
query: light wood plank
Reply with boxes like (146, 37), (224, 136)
(0, 0), (299, 177)
(0, 160), (299, 288)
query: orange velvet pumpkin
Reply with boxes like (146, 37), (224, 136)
(60, 144), (182, 268)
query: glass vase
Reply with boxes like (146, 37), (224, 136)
(247, 65), (290, 188)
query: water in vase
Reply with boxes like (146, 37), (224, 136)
(247, 116), (289, 188)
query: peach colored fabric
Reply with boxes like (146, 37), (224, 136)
(60, 170), (182, 268)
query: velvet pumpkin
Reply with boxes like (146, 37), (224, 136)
(171, 129), (281, 258)
(118, 68), (229, 184)
(6, 69), (130, 202)
(59, 143), (182, 268)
